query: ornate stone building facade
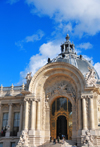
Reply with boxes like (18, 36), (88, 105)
(0, 35), (100, 147)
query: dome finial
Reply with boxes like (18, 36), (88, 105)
(65, 34), (70, 41)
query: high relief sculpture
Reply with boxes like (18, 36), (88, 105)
(85, 67), (97, 87)
(16, 131), (29, 147)
(82, 131), (94, 147)
(46, 80), (76, 101)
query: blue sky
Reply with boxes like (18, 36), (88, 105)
(0, 0), (100, 86)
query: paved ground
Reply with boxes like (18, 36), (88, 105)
(38, 140), (77, 147)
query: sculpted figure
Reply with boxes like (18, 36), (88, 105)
(16, 130), (29, 147)
(85, 67), (97, 87)
(25, 72), (32, 82)
(83, 131), (93, 147)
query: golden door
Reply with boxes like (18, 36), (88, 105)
(50, 97), (72, 139)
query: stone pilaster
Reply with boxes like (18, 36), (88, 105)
(90, 96), (94, 130)
(37, 100), (40, 130)
(82, 98), (87, 130)
(19, 102), (23, 132)
(24, 99), (29, 130)
(30, 99), (36, 130)
(78, 99), (82, 130)
(8, 103), (12, 129)
(6, 103), (12, 137)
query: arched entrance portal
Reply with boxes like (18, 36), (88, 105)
(50, 97), (72, 140)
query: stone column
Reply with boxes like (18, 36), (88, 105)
(19, 103), (23, 132)
(8, 103), (12, 129)
(90, 97), (94, 130)
(78, 99), (82, 130)
(6, 103), (12, 136)
(31, 99), (36, 130)
(82, 98), (87, 130)
(24, 99), (28, 130)
(37, 100), (40, 130)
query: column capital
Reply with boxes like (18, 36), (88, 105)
(81, 95), (93, 99)
(30, 98), (35, 102)
(24, 98), (29, 102)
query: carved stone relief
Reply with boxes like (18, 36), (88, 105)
(85, 67), (97, 87)
(16, 130), (29, 147)
(45, 80), (76, 102)
(82, 131), (94, 147)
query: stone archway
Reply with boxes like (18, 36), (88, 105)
(28, 62), (85, 145)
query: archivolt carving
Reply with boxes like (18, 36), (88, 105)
(46, 80), (76, 102)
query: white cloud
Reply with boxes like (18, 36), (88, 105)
(7, 0), (19, 4)
(15, 30), (44, 49)
(94, 62), (100, 78)
(25, 30), (44, 42)
(18, 41), (60, 85)
(25, 0), (100, 36)
(77, 42), (93, 50)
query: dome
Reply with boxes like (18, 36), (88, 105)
(48, 34), (100, 80)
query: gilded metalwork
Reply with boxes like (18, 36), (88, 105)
(50, 97), (72, 139)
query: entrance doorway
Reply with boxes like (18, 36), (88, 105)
(57, 115), (67, 139)
(50, 97), (72, 139)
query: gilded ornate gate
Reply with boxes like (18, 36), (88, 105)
(50, 97), (72, 139)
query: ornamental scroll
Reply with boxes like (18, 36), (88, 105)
(46, 80), (76, 101)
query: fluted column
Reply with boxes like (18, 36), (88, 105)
(24, 99), (28, 130)
(31, 99), (36, 130)
(82, 98), (87, 130)
(90, 97), (94, 129)
(37, 100), (40, 130)
(78, 99), (82, 129)
(19, 103), (23, 131)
